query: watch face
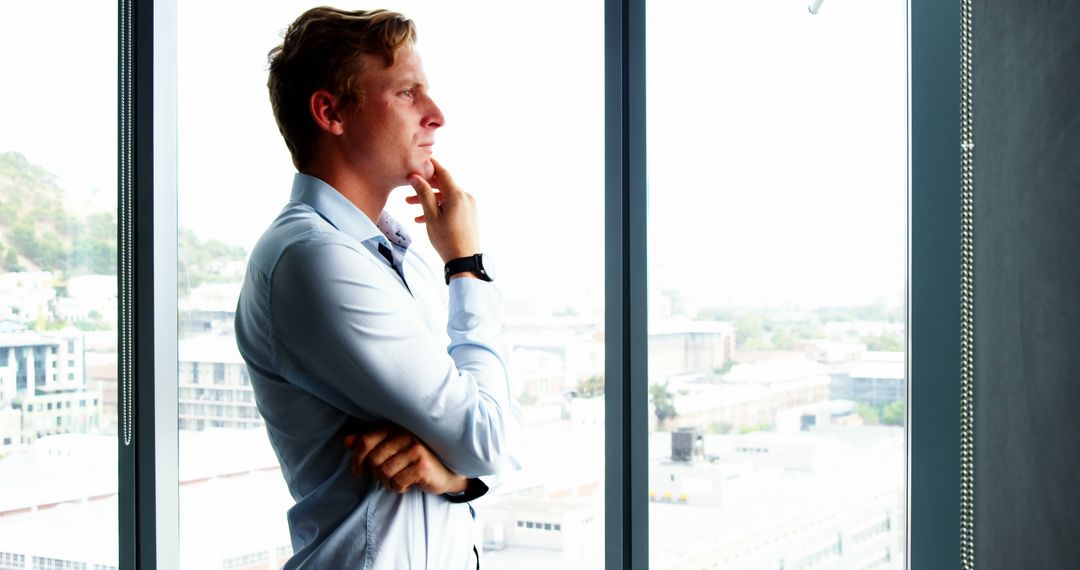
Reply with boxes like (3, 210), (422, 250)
(477, 253), (495, 281)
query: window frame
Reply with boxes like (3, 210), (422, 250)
(119, 0), (963, 568)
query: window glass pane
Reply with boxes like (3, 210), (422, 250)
(177, 2), (603, 568)
(0, 2), (119, 569)
(646, 1), (907, 568)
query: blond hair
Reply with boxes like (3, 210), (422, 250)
(267, 7), (417, 169)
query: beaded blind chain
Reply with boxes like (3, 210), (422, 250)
(960, 0), (976, 567)
(119, 0), (135, 448)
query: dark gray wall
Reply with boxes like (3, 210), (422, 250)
(974, 1), (1080, 568)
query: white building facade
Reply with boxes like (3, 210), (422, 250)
(0, 330), (101, 445)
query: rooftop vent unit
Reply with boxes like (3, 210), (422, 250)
(671, 428), (700, 462)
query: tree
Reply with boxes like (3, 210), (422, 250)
(516, 391), (538, 406)
(713, 358), (735, 375)
(739, 422), (773, 434)
(577, 374), (604, 398)
(735, 315), (766, 348)
(882, 401), (904, 426)
(2, 248), (17, 271)
(863, 332), (903, 352)
(855, 403), (880, 425)
(771, 327), (797, 350)
(650, 382), (678, 428)
(707, 421), (734, 434)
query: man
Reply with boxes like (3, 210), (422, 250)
(234, 7), (522, 569)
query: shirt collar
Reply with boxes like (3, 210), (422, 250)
(290, 172), (411, 250)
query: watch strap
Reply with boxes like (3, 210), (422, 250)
(444, 254), (490, 284)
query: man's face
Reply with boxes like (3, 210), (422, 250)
(344, 43), (444, 187)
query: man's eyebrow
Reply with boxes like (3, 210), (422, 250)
(393, 76), (427, 89)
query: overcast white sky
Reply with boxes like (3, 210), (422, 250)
(0, 0), (906, 312)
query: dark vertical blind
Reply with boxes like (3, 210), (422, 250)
(974, 2), (1080, 568)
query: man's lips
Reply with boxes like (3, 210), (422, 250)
(418, 143), (434, 153)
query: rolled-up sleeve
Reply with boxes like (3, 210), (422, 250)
(270, 239), (522, 478)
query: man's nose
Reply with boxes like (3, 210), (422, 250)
(425, 96), (445, 129)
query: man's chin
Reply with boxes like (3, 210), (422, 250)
(418, 160), (435, 182)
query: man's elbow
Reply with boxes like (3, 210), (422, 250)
(451, 414), (523, 478)
(453, 434), (510, 478)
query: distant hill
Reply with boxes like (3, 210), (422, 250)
(0, 151), (115, 276)
(0, 151), (248, 287)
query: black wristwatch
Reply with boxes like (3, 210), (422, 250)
(444, 253), (494, 284)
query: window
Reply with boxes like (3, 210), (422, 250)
(118, 0), (971, 567)
(646, 1), (906, 568)
(16, 348), (27, 390)
(174, 2), (603, 568)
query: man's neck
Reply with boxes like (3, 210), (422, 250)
(303, 165), (391, 225)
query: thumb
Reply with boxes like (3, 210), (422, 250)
(409, 174), (440, 221)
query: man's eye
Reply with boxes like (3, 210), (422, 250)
(401, 89), (414, 97)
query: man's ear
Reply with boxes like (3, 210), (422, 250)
(309, 89), (346, 135)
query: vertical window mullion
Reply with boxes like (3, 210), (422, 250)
(605, 0), (648, 569)
(909, 0), (962, 567)
(122, 0), (178, 568)
(151, 0), (179, 566)
(118, 0), (136, 566)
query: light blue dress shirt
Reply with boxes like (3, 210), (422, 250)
(235, 173), (523, 569)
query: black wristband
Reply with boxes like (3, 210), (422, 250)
(444, 254), (493, 284)
(444, 478), (489, 503)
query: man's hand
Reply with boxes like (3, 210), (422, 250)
(405, 158), (480, 264)
(344, 427), (468, 495)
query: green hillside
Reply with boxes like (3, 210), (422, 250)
(0, 152), (116, 275)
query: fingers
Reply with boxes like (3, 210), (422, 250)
(387, 462), (426, 494)
(376, 443), (421, 485)
(407, 157), (480, 263)
(404, 192), (443, 206)
(408, 174), (440, 222)
(348, 427), (393, 476)
(366, 432), (415, 472)
(406, 191), (442, 224)
(429, 158), (457, 193)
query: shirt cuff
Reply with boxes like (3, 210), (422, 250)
(448, 276), (501, 317)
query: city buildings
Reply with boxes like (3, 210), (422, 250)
(0, 330), (100, 446)
(0, 272), (54, 328)
(0, 264), (904, 569)
(649, 320), (736, 380)
(831, 351), (905, 407)
(646, 427), (903, 570)
(177, 336), (261, 431)
(665, 358), (833, 432)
